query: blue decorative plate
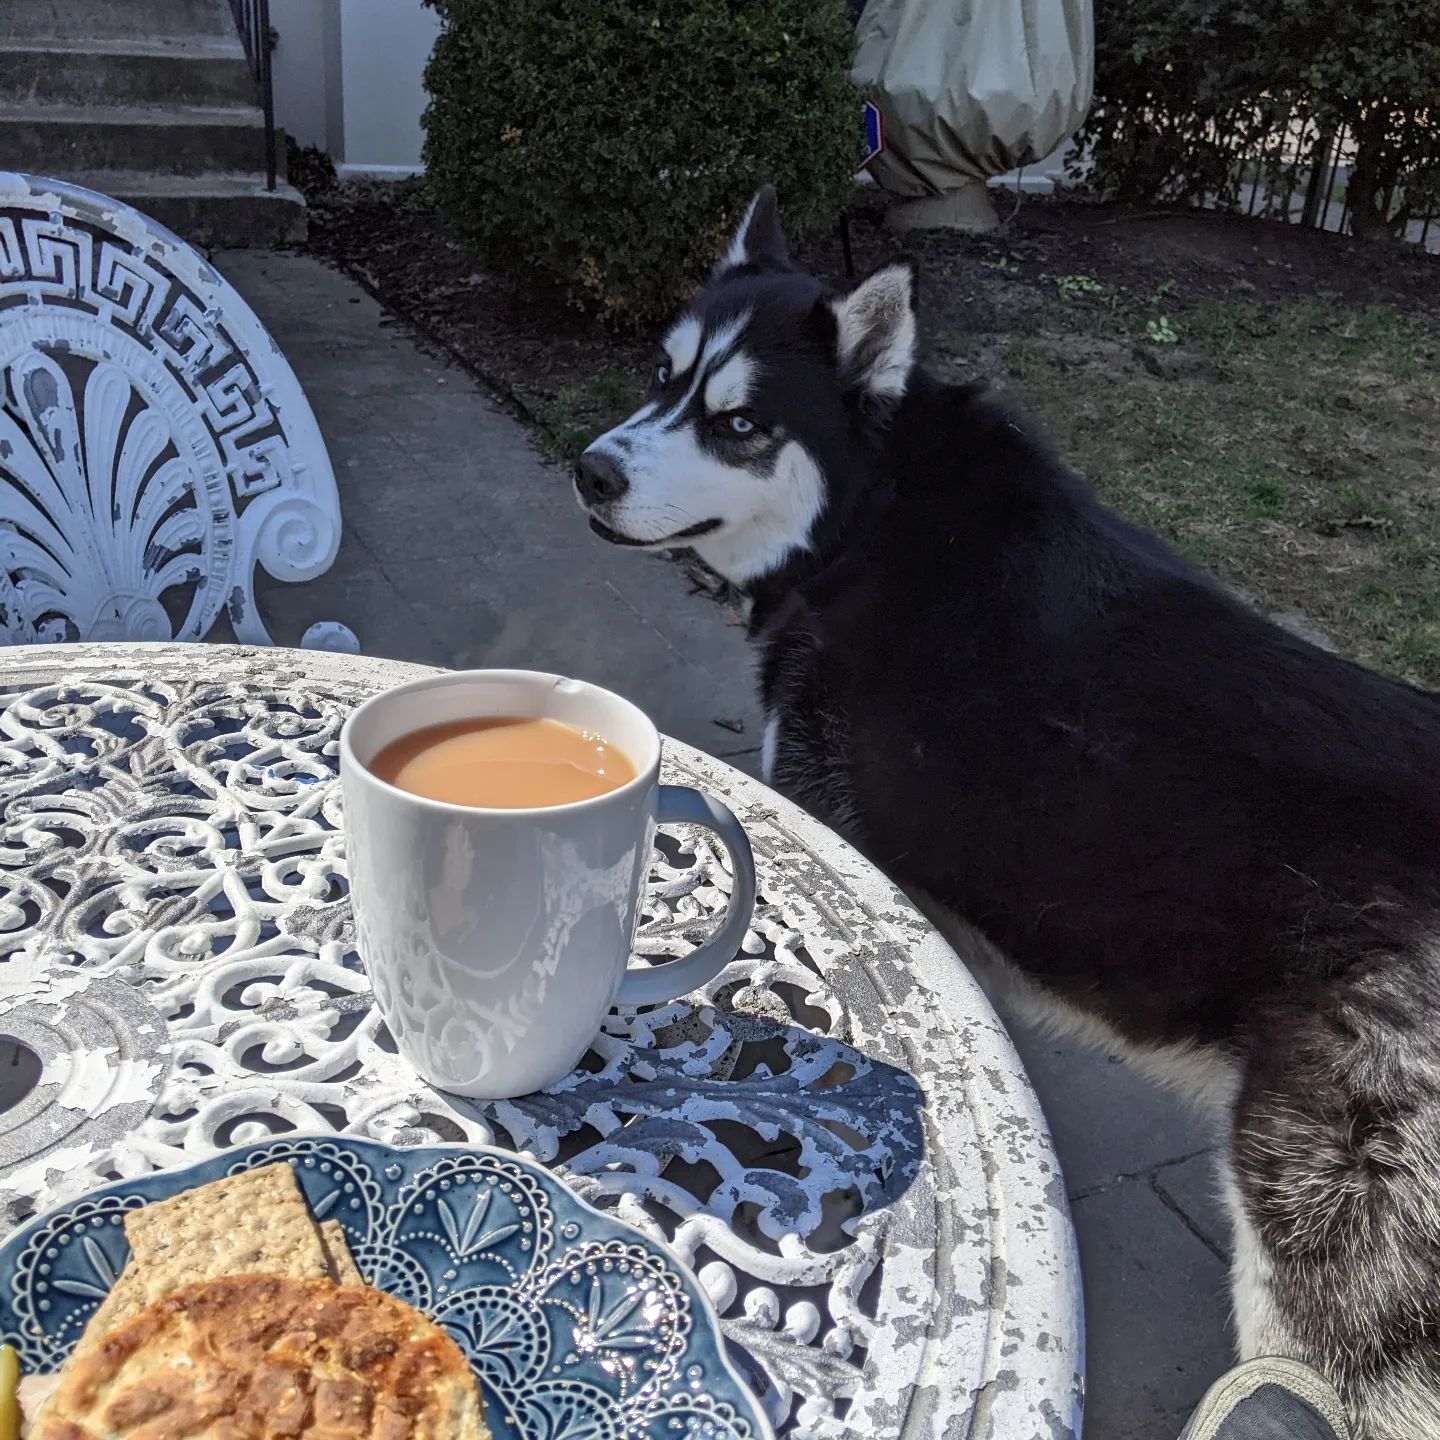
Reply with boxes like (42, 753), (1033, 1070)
(0, 1135), (771, 1440)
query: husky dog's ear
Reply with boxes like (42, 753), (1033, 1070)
(713, 184), (790, 276)
(829, 261), (917, 402)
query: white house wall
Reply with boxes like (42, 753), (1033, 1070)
(269, 0), (330, 154)
(271, 0), (441, 177)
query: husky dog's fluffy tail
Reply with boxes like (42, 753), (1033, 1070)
(1226, 951), (1440, 1440)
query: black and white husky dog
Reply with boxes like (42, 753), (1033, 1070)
(575, 188), (1440, 1439)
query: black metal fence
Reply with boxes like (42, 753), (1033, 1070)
(1203, 107), (1437, 250)
(227, 0), (278, 192)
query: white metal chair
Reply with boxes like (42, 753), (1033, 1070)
(0, 172), (356, 651)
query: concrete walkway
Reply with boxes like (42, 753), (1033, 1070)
(227, 252), (763, 770)
(221, 249), (1235, 1440)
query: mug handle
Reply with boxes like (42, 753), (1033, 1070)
(614, 784), (757, 1007)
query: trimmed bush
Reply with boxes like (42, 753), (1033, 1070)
(422, 0), (861, 322)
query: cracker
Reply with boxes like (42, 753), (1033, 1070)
(122, 1162), (329, 1301)
(73, 1259), (147, 1351)
(318, 1220), (364, 1286)
(32, 1263), (144, 1423)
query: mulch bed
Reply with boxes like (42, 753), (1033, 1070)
(293, 153), (1439, 427)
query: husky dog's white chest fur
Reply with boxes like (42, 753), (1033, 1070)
(760, 711), (781, 784)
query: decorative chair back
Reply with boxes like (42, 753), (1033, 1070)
(0, 173), (355, 651)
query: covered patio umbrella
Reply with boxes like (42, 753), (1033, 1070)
(853, 0), (1093, 230)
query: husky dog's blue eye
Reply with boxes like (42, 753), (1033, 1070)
(728, 414), (755, 435)
(655, 364), (671, 386)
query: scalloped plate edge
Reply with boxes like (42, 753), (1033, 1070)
(0, 1132), (775, 1440)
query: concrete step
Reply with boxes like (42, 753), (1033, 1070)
(59, 170), (307, 249)
(0, 102), (270, 176)
(0, 37), (256, 107)
(1, 0), (237, 43)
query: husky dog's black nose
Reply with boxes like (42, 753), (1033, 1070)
(575, 451), (629, 507)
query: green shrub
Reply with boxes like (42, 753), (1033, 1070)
(1076, 0), (1440, 242)
(422, 0), (860, 322)
(1298, 0), (1440, 240)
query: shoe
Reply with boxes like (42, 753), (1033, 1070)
(1179, 1357), (1352, 1440)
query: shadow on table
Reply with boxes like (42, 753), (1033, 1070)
(439, 1013), (927, 1423)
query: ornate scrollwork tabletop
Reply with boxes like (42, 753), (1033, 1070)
(0, 643), (1082, 1440)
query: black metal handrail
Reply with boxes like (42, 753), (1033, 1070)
(228, 0), (278, 192)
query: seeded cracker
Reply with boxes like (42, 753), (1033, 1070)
(318, 1219), (364, 1285)
(122, 1162), (329, 1301)
(23, 1256), (150, 1431)
(26, 1261), (147, 1427)
(72, 1259), (146, 1351)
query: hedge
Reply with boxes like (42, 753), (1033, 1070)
(1076, 0), (1440, 241)
(423, 0), (861, 320)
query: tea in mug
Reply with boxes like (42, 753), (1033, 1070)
(368, 717), (637, 809)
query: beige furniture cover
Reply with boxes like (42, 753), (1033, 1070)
(853, 0), (1094, 196)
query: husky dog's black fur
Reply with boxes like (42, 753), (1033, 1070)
(576, 188), (1440, 1439)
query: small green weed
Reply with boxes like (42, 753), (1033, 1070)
(1054, 273), (1107, 300)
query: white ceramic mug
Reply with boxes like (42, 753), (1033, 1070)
(339, 670), (757, 1099)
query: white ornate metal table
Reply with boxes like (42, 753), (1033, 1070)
(0, 643), (1083, 1440)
